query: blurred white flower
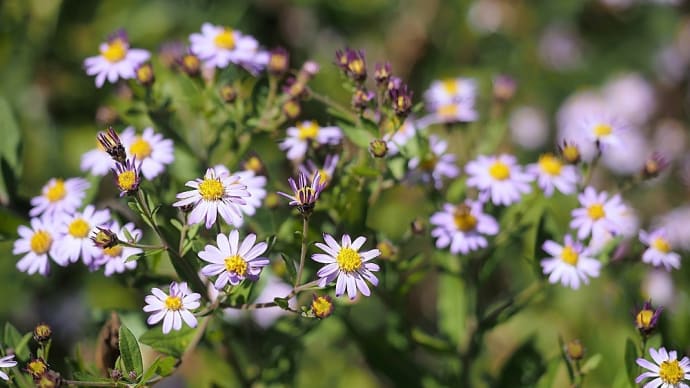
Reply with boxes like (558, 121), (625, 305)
(539, 24), (582, 71)
(509, 105), (549, 150)
(601, 130), (649, 175)
(642, 270), (676, 307)
(655, 206), (690, 251)
(602, 73), (656, 126)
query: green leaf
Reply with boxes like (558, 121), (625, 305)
(0, 97), (22, 205)
(279, 253), (297, 284)
(536, 357), (562, 388)
(351, 164), (379, 178)
(558, 336), (575, 383)
(119, 324), (143, 378)
(437, 274), (465, 347)
(139, 326), (196, 358)
(581, 353), (602, 374)
(624, 338), (639, 386)
(340, 123), (374, 148)
(274, 297), (290, 310)
(13, 333), (32, 362)
(496, 337), (546, 387)
(139, 356), (177, 384)
(4, 323), (29, 360)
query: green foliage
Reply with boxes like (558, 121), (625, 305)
(119, 323), (144, 378)
(139, 326), (197, 359)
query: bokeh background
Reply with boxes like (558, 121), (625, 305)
(1, 0), (690, 387)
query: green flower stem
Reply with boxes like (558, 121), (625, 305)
(219, 279), (321, 311)
(118, 241), (166, 251)
(295, 216), (310, 289)
(582, 147), (602, 188)
(178, 213), (189, 256)
(308, 89), (360, 126)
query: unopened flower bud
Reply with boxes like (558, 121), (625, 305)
(493, 74), (517, 101)
(641, 152), (669, 179)
(33, 323), (52, 343)
(95, 106), (118, 126)
(302, 61), (320, 78)
(97, 126), (127, 164)
(558, 140), (581, 165)
(241, 154), (266, 176)
(634, 301), (662, 336)
(26, 358), (48, 378)
(376, 241), (397, 260)
(374, 62), (392, 86)
(335, 48), (367, 82)
(411, 218), (426, 235)
(283, 99), (301, 120)
(390, 83), (413, 117)
(311, 295), (334, 319)
(36, 370), (61, 388)
(180, 53), (201, 76)
(565, 339), (584, 361)
(268, 47), (290, 76)
(369, 139), (388, 158)
(91, 227), (119, 249)
(352, 88), (375, 111)
(220, 85), (237, 103)
(265, 192), (280, 209)
(128, 371), (137, 380)
(135, 63), (155, 87)
(110, 369), (123, 380)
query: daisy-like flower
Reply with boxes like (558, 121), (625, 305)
(13, 216), (59, 276)
(92, 221), (142, 276)
(189, 23), (269, 73)
(173, 168), (249, 228)
(527, 153), (579, 196)
(144, 282), (201, 334)
(418, 101), (479, 126)
(540, 235), (601, 289)
(119, 127), (174, 180)
(636, 347), (690, 388)
(570, 187), (627, 240)
(198, 230), (269, 289)
(112, 158), (142, 196)
(299, 154), (339, 187)
(52, 205), (111, 267)
(212, 165), (266, 220)
(312, 234), (381, 300)
(640, 228), (681, 271)
(424, 77), (477, 108)
(84, 30), (151, 88)
(465, 154), (533, 206)
(279, 121), (342, 161)
(0, 354), (16, 381)
(30, 177), (90, 218)
(277, 171), (327, 217)
(430, 201), (499, 255)
(582, 115), (626, 149)
(408, 135), (460, 189)
(383, 119), (417, 155)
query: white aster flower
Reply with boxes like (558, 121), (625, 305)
(465, 154), (532, 206)
(52, 205), (111, 267)
(540, 235), (601, 289)
(424, 78), (477, 109)
(173, 168), (249, 229)
(189, 23), (268, 72)
(582, 115), (627, 149)
(655, 206), (690, 251)
(527, 153), (579, 196)
(144, 282), (201, 334)
(13, 216), (60, 276)
(279, 121), (342, 162)
(408, 135), (460, 189)
(298, 154), (339, 187)
(570, 187), (627, 240)
(198, 230), (269, 289)
(430, 200), (499, 255)
(119, 127), (174, 180)
(212, 165), (266, 220)
(30, 177), (90, 218)
(80, 142), (115, 176)
(84, 30), (150, 88)
(636, 347), (690, 388)
(93, 221), (142, 276)
(312, 234), (381, 300)
(640, 228), (681, 271)
(0, 354), (16, 381)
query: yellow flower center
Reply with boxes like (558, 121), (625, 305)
(453, 205), (477, 232)
(68, 218), (91, 238)
(636, 309), (654, 328)
(538, 154), (563, 176)
(312, 296), (333, 318)
(101, 39), (127, 63)
(561, 144), (580, 163)
(587, 204), (605, 220)
(214, 29), (236, 49)
(224, 255), (247, 277)
(442, 79), (458, 95)
(130, 137), (152, 159)
(438, 104), (458, 118)
(336, 247), (362, 272)
(297, 121), (320, 140)
(165, 296), (182, 311)
(296, 187), (316, 205)
(561, 245), (579, 265)
(103, 245), (123, 257)
(117, 171), (137, 191)
(27, 359), (47, 377)
(593, 123), (612, 137)
(198, 178), (224, 201)
(317, 169), (330, 185)
(46, 179), (66, 202)
(659, 359), (684, 384)
(652, 237), (671, 253)
(489, 161), (511, 180)
(347, 59), (365, 75)
(420, 155), (438, 172)
(30, 230), (52, 254)
(245, 156), (262, 173)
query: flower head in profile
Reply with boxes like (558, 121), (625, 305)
(311, 295), (334, 319)
(81, 127), (124, 175)
(189, 23), (268, 73)
(173, 168), (249, 229)
(570, 187), (627, 240)
(30, 177), (90, 218)
(312, 234), (381, 300)
(408, 135), (460, 189)
(527, 153), (579, 196)
(119, 127), (174, 180)
(634, 301), (662, 336)
(540, 235), (601, 289)
(640, 228), (681, 271)
(198, 230), (270, 289)
(420, 77), (478, 124)
(636, 347), (690, 388)
(299, 154), (339, 187)
(92, 221), (142, 276)
(277, 171), (326, 217)
(0, 354), (16, 381)
(13, 216), (60, 276)
(279, 121), (342, 161)
(582, 115), (626, 149)
(84, 29), (151, 88)
(52, 205), (111, 267)
(112, 158), (142, 196)
(465, 154), (533, 206)
(430, 201), (499, 255)
(144, 282), (201, 334)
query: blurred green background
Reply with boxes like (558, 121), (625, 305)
(1, 0), (690, 387)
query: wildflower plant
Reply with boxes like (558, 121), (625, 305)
(2, 9), (690, 387)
